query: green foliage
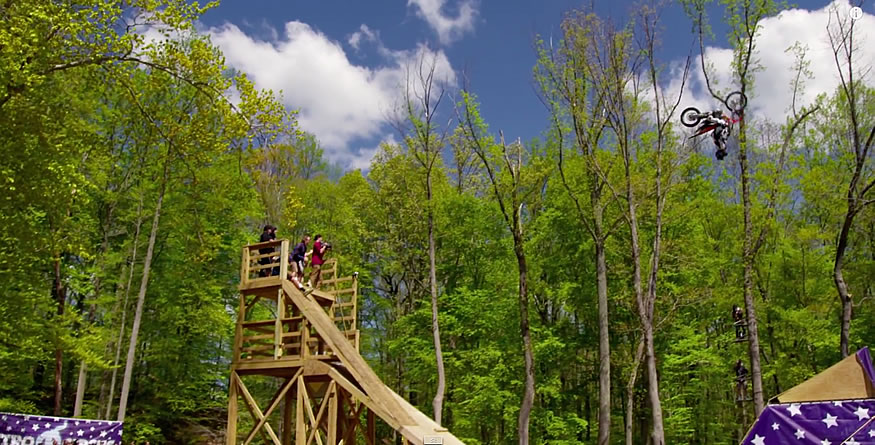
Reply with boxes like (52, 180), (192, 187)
(1, 1), (874, 444)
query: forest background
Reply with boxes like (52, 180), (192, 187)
(1, 0), (874, 444)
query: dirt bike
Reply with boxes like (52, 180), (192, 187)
(680, 91), (747, 160)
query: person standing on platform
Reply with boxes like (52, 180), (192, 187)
(308, 234), (329, 289)
(258, 225), (276, 277)
(289, 234), (310, 291)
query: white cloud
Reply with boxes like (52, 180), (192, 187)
(408, 0), (478, 45)
(680, 0), (875, 121)
(207, 21), (457, 169)
(348, 24), (378, 51)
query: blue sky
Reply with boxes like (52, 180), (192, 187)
(198, 0), (875, 169)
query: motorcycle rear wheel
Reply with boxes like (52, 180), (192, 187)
(681, 107), (701, 127)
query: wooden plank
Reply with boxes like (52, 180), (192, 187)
(240, 247), (250, 287)
(275, 288), (284, 360)
(327, 382), (338, 445)
(234, 373), (282, 445)
(226, 371), (238, 445)
(366, 409), (375, 445)
(296, 374), (305, 445)
(247, 239), (284, 250)
(280, 240), (289, 282)
(242, 333), (276, 342)
(234, 295), (245, 363)
(283, 383), (293, 445)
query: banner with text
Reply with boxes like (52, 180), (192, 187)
(0, 412), (122, 445)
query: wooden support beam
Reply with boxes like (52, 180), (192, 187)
(306, 381), (335, 445)
(297, 380), (305, 445)
(327, 383), (338, 445)
(242, 368), (303, 445)
(275, 288), (284, 359)
(299, 378), (324, 445)
(341, 402), (364, 445)
(366, 409), (375, 445)
(233, 373), (282, 445)
(283, 383), (294, 445)
(226, 371), (238, 445)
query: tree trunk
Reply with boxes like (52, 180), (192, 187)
(117, 174), (166, 422)
(834, 210), (854, 357)
(513, 231), (535, 445)
(427, 174), (446, 425)
(739, 121), (765, 415)
(595, 236), (611, 445)
(53, 257), (66, 416)
(73, 364), (87, 416)
(625, 338), (645, 445)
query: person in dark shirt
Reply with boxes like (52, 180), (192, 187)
(258, 225), (276, 277)
(732, 305), (746, 339)
(308, 234), (328, 289)
(288, 234), (310, 290)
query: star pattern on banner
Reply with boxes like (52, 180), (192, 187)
(0, 411), (123, 444)
(822, 413), (838, 428)
(742, 399), (875, 445)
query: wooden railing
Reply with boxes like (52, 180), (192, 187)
(239, 239), (288, 288)
(233, 241), (361, 364)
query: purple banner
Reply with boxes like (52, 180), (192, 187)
(0, 412), (122, 445)
(858, 347), (875, 390)
(742, 399), (875, 444)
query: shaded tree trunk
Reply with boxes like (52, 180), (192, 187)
(512, 231), (535, 445)
(427, 174), (446, 424)
(625, 338), (645, 445)
(53, 258), (66, 416)
(739, 121), (765, 415)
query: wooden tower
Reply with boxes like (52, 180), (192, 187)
(227, 239), (464, 445)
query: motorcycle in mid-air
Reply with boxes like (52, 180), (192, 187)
(681, 91), (747, 160)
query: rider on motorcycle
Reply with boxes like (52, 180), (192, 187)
(703, 110), (731, 160)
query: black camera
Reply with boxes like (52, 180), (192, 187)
(323, 242), (332, 250)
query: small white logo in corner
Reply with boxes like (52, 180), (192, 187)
(850, 6), (863, 20)
(423, 436), (444, 445)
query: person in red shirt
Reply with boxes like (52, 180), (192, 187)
(308, 234), (329, 289)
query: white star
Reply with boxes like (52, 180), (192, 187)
(823, 413), (838, 428)
(795, 429), (805, 439)
(44, 423), (50, 428)
(821, 440), (832, 445)
(751, 434), (766, 445)
(869, 429), (875, 438)
(846, 439), (860, 445)
(855, 407), (870, 421)
(788, 404), (802, 416)
(74, 421), (79, 426)
(77, 429), (84, 437)
(771, 422), (780, 430)
(90, 426), (95, 432)
(5, 426), (10, 431)
(100, 431), (107, 438)
(32, 424), (39, 431)
(1, 415), (5, 420)
(834, 401), (844, 407)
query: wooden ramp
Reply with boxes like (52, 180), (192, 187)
(227, 240), (464, 445)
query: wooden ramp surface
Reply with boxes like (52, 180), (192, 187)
(283, 281), (465, 445)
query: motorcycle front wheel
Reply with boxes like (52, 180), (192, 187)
(725, 91), (747, 113)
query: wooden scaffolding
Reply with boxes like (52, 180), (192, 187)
(227, 239), (464, 445)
